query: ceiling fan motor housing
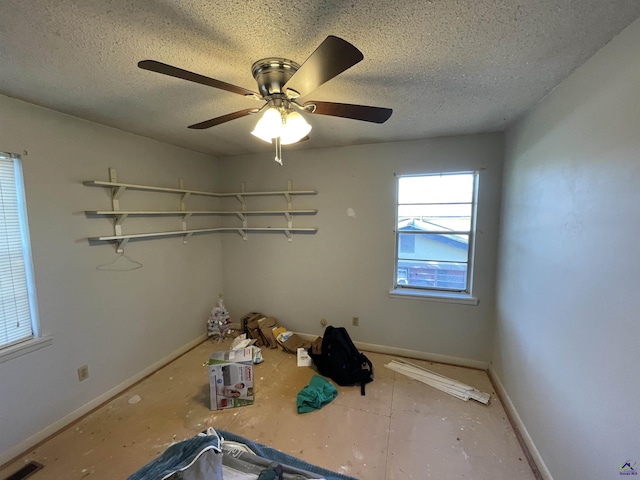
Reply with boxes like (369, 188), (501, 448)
(251, 58), (301, 98)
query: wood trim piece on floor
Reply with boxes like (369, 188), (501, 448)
(488, 367), (553, 480)
(0, 334), (208, 469)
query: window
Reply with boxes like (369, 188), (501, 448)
(0, 153), (39, 350)
(393, 172), (478, 300)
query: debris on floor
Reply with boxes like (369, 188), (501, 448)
(385, 359), (491, 405)
(275, 330), (310, 353)
(296, 347), (313, 367)
(239, 311), (310, 353)
(230, 334), (263, 364)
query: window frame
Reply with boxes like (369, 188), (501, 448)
(0, 153), (47, 363)
(390, 171), (479, 305)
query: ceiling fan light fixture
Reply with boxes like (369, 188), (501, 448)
(140, 36), (392, 164)
(251, 107), (283, 142)
(279, 111), (312, 145)
(252, 108), (311, 146)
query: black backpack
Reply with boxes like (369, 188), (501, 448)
(308, 326), (373, 395)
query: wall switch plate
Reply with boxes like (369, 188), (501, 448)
(352, 317), (359, 326)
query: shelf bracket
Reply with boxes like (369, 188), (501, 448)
(236, 228), (248, 241)
(236, 182), (247, 211)
(115, 238), (130, 254)
(236, 212), (247, 229)
(181, 213), (192, 230)
(115, 213), (129, 226)
(109, 168), (124, 211)
(285, 179), (293, 210)
(284, 211), (292, 228)
(112, 186), (126, 201)
(178, 178), (191, 211)
(183, 232), (194, 244)
(114, 213), (128, 236)
(284, 229), (293, 242)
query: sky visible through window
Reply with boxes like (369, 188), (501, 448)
(398, 173), (474, 234)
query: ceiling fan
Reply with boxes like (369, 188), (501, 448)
(138, 35), (393, 164)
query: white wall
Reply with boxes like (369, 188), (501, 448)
(494, 17), (640, 480)
(220, 134), (503, 362)
(0, 95), (223, 461)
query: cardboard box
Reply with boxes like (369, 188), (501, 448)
(240, 312), (264, 343)
(258, 316), (278, 349)
(275, 331), (311, 353)
(281, 334), (311, 353)
(208, 348), (255, 410)
(246, 314), (266, 346)
(272, 326), (287, 348)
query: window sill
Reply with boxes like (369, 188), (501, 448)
(388, 288), (479, 305)
(0, 335), (53, 364)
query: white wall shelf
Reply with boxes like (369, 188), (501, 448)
(84, 209), (317, 221)
(89, 227), (318, 251)
(82, 180), (317, 199)
(84, 168), (318, 252)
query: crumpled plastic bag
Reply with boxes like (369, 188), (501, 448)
(230, 335), (263, 364)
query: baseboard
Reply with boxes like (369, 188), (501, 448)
(294, 332), (490, 370)
(488, 367), (553, 480)
(0, 334), (208, 468)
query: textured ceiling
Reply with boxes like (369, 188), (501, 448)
(1, 0), (639, 158)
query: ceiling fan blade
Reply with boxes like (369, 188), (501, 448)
(304, 101), (393, 124)
(139, 60), (259, 97)
(283, 36), (364, 98)
(188, 108), (258, 130)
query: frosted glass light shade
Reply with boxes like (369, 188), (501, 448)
(251, 108), (311, 145)
(251, 107), (282, 143)
(279, 111), (312, 145)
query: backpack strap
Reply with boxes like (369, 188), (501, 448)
(360, 354), (373, 396)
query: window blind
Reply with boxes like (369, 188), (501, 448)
(0, 154), (34, 347)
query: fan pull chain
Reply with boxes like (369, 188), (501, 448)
(274, 137), (283, 166)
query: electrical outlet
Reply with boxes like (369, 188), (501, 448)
(352, 316), (359, 327)
(320, 318), (327, 327)
(77, 365), (89, 382)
